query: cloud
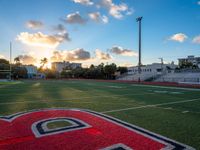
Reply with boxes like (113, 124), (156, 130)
(192, 35), (200, 44)
(0, 55), (5, 59)
(55, 32), (71, 42)
(49, 48), (115, 68)
(17, 55), (36, 65)
(50, 51), (63, 62)
(95, 49), (111, 60)
(110, 46), (138, 56)
(169, 33), (188, 43)
(16, 32), (70, 48)
(51, 48), (91, 62)
(119, 63), (133, 67)
(53, 24), (66, 33)
(198, 1), (200, 5)
(65, 49), (90, 61)
(88, 12), (108, 23)
(26, 20), (43, 30)
(126, 8), (134, 15)
(65, 12), (87, 24)
(101, 15), (109, 24)
(72, 0), (93, 5)
(97, 0), (132, 19)
(109, 3), (128, 19)
(52, 24), (71, 42)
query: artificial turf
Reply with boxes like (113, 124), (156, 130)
(0, 80), (200, 149)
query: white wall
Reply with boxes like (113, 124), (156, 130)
(24, 66), (37, 74)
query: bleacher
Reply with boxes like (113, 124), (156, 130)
(154, 72), (200, 84)
(117, 73), (156, 81)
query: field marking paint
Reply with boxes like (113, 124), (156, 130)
(32, 117), (91, 138)
(131, 84), (200, 91)
(32, 83), (41, 87)
(182, 111), (189, 114)
(170, 92), (183, 94)
(0, 108), (194, 150)
(68, 87), (83, 92)
(101, 98), (200, 113)
(154, 90), (168, 94)
(100, 143), (133, 150)
(149, 90), (184, 95)
(107, 85), (123, 88)
(72, 82), (127, 89)
(0, 92), (155, 105)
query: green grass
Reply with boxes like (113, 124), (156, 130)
(47, 120), (72, 129)
(0, 80), (200, 149)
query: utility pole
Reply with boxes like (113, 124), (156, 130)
(9, 42), (12, 80)
(136, 16), (143, 82)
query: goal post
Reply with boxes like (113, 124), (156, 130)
(0, 70), (11, 81)
(0, 42), (12, 81)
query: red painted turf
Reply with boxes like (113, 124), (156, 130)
(0, 109), (169, 150)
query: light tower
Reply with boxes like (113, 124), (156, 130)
(136, 16), (143, 82)
(9, 42), (12, 80)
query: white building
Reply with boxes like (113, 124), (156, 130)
(52, 61), (81, 73)
(178, 55), (200, 67)
(118, 63), (177, 81)
(52, 61), (70, 73)
(128, 63), (177, 74)
(24, 65), (37, 78)
(70, 63), (82, 69)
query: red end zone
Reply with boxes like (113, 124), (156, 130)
(0, 109), (194, 150)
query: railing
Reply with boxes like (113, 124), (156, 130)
(175, 69), (200, 73)
(116, 73), (130, 79)
(158, 77), (200, 83)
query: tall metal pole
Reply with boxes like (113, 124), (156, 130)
(136, 17), (143, 82)
(159, 57), (164, 74)
(9, 42), (12, 80)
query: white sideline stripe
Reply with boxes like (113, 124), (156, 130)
(0, 92), (155, 105)
(101, 98), (200, 113)
(131, 84), (200, 91)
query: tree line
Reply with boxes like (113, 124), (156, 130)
(60, 63), (127, 79)
(0, 58), (27, 79)
(0, 58), (128, 80)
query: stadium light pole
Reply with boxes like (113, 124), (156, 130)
(9, 42), (12, 80)
(136, 16), (143, 82)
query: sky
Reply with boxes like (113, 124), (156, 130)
(0, 0), (200, 68)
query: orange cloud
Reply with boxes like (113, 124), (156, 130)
(17, 32), (70, 48)
(192, 35), (200, 44)
(110, 46), (138, 57)
(26, 20), (43, 30)
(95, 49), (111, 60)
(169, 33), (188, 43)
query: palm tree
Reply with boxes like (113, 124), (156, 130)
(40, 57), (48, 69)
(14, 57), (20, 64)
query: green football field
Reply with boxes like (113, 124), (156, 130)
(0, 80), (200, 149)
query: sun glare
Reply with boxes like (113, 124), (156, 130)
(34, 61), (52, 69)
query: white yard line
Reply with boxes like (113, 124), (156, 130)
(101, 98), (200, 113)
(0, 92), (155, 105)
(68, 87), (83, 92)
